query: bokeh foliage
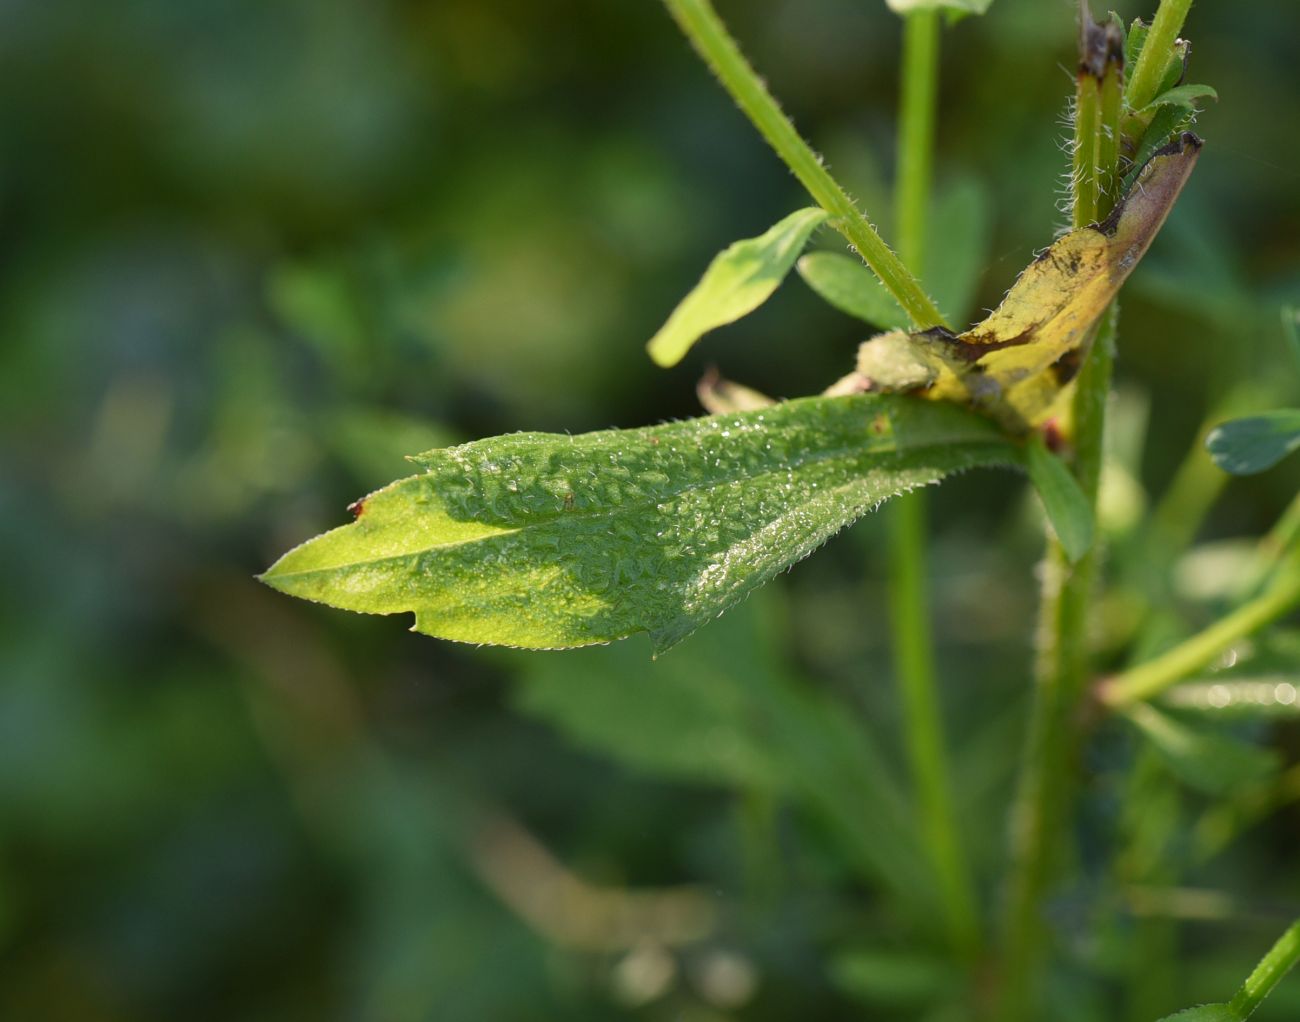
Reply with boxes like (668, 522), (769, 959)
(2, 0), (1299, 1018)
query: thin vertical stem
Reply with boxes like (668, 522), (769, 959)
(887, 9), (978, 957)
(998, 8), (1124, 1017)
(661, 0), (947, 330)
(895, 11), (938, 274)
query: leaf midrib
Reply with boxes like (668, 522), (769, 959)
(268, 428), (1004, 584)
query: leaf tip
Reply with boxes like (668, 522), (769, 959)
(646, 334), (683, 368)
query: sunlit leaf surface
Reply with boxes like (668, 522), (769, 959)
(646, 207), (827, 367)
(262, 394), (1016, 651)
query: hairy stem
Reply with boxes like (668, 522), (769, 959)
(1074, 74), (1101, 226)
(998, 10), (1124, 1015)
(1126, 0), (1194, 112)
(1099, 549), (1300, 709)
(1097, 40), (1124, 211)
(662, 0), (946, 330)
(886, 8), (978, 958)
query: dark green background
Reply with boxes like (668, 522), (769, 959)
(2, 1), (1298, 1018)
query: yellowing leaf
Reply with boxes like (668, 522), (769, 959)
(647, 207), (828, 367)
(855, 133), (1202, 432)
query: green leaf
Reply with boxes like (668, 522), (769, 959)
(511, 592), (935, 901)
(1121, 105), (1193, 194)
(262, 394), (1015, 652)
(1206, 410), (1300, 475)
(1124, 18), (1149, 73)
(1026, 434), (1094, 563)
(1141, 83), (1219, 114)
(796, 252), (911, 331)
(1126, 703), (1281, 796)
(924, 177), (992, 327)
(1158, 38), (1193, 96)
(1125, 19), (1191, 109)
(788, 161), (976, 355)
(1156, 1006), (1238, 1022)
(646, 207), (828, 367)
(1283, 305), (1300, 376)
(512, 596), (790, 790)
(830, 949), (958, 1007)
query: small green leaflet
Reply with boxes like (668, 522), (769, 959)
(1124, 18), (1149, 71)
(1140, 83), (1218, 114)
(647, 207), (827, 367)
(1206, 410), (1300, 475)
(1025, 434), (1093, 564)
(797, 252), (911, 331)
(796, 180), (990, 332)
(261, 394), (1016, 652)
(1122, 105), (1192, 194)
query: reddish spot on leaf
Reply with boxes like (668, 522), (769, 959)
(348, 498), (367, 519)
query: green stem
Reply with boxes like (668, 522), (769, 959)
(1074, 74), (1101, 226)
(1229, 919), (1300, 1018)
(1099, 551), (1300, 709)
(896, 10), (938, 273)
(662, 0), (946, 330)
(1097, 45), (1124, 212)
(999, 312), (1116, 1022)
(886, 9), (977, 958)
(1125, 0), (1194, 112)
(998, 14), (1124, 1014)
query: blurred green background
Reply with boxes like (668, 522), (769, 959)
(2, 1), (1299, 1019)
